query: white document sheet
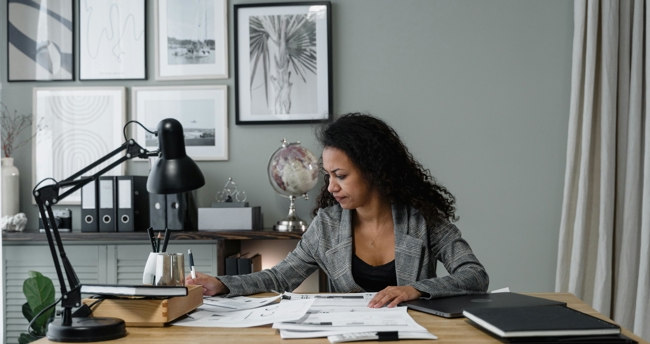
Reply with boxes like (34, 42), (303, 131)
(172, 298), (314, 328)
(282, 292), (376, 307)
(202, 294), (281, 312)
(273, 306), (427, 334)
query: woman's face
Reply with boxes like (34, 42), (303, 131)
(322, 147), (373, 210)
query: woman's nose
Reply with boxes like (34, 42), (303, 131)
(327, 178), (339, 193)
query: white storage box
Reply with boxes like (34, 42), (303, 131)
(198, 207), (261, 230)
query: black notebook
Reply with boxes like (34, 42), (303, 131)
(463, 305), (621, 338)
(401, 292), (566, 318)
(80, 284), (188, 297)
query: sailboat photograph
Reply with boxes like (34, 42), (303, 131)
(166, 0), (216, 65)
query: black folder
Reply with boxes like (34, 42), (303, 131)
(463, 305), (621, 338)
(225, 253), (241, 276)
(98, 176), (116, 232)
(116, 176), (149, 232)
(80, 176), (98, 232)
(237, 253), (261, 274)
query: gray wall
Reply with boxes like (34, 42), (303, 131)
(0, 0), (573, 292)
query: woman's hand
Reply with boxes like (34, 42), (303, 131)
(185, 271), (229, 296)
(367, 286), (421, 308)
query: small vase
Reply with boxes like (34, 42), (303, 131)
(1, 157), (20, 217)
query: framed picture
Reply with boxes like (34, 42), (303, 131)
(79, 0), (146, 80)
(8, 0), (74, 81)
(234, 2), (332, 125)
(155, 0), (228, 80)
(132, 86), (228, 161)
(32, 87), (126, 205)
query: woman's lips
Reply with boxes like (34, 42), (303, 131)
(334, 196), (344, 202)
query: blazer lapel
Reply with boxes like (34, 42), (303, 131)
(325, 209), (363, 292)
(393, 204), (424, 285)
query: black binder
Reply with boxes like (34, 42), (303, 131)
(225, 253), (241, 276)
(116, 176), (149, 232)
(149, 193), (166, 231)
(80, 176), (98, 232)
(149, 191), (197, 231)
(463, 305), (621, 338)
(98, 176), (116, 232)
(237, 253), (261, 275)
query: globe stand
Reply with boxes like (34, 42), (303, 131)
(273, 195), (309, 232)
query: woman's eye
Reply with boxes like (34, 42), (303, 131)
(335, 175), (345, 180)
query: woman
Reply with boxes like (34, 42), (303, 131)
(187, 113), (489, 308)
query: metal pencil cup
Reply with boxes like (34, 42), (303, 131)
(154, 253), (185, 286)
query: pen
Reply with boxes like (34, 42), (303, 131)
(156, 232), (162, 253)
(188, 249), (196, 279)
(161, 228), (171, 253)
(146, 227), (156, 253)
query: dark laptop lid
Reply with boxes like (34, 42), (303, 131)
(401, 292), (567, 318)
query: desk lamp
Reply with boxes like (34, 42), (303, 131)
(33, 118), (205, 342)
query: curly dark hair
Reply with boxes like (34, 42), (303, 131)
(312, 113), (457, 225)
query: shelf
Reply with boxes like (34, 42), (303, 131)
(2, 229), (304, 244)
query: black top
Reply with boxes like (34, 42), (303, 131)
(351, 254), (397, 292)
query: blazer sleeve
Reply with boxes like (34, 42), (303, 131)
(410, 222), (490, 298)
(216, 219), (323, 297)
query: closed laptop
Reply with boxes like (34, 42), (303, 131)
(401, 292), (566, 318)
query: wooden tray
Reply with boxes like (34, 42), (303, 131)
(83, 284), (203, 327)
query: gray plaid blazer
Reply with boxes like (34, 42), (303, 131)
(218, 204), (489, 298)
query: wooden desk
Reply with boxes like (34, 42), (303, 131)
(34, 293), (647, 344)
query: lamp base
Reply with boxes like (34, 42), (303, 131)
(47, 317), (126, 342)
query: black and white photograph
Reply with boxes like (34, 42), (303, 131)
(32, 87), (126, 204)
(8, 0), (74, 81)
(79, 0), (146, 80)
(235, 2), (332, 124)
(132, 86), (228, 161)
(155, 0), (228, 80)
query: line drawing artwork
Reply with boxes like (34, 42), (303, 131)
(249, 14), (318, 115)
(80, 0), (145, 79)
(8, 0), (73, 80)
(34, 89), (125, 204)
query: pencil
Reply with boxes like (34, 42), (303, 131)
(156, 232), (162, 253)
(161, 228), (171, 253)
(146, 227), (156, 253)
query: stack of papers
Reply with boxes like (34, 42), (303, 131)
(172, 292), (436, 342)
(273, 293), (436, 341)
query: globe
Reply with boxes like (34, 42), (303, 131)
(268, 140), (319, 197)
(267, 139), (319, 231)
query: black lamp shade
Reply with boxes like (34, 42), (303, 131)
(147, 118), (205, 194)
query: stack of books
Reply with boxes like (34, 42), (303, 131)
(463, 304), (637, 343)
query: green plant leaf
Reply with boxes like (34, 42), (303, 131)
(23, 271), (55, 309)
(23, 271), (55, 332)
(22, 302), (34, 322)
(18, 332), (40, 344)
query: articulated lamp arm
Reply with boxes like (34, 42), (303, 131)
(32, 139), (157, 326)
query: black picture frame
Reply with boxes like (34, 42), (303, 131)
(7, 0), (75, 81)
(234, 1), (332, 125)
(78, 0), (147, 80)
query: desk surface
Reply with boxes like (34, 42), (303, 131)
(34, 293), (647, 344)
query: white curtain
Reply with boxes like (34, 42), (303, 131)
(556, 0), (649, 340)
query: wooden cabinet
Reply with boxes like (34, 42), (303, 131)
(2, 230), (303, 344)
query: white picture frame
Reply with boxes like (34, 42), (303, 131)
(155, 0), (228, 80)
(132, 86), (228, 161)
(79, 0), (146, 80)
(8, 0), (74, 81)
(32, 87), (126, 205)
